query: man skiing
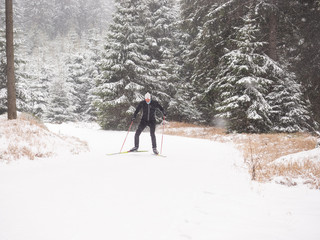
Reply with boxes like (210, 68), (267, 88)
(130, 92), (166, 155)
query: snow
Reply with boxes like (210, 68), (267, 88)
(1, 122), (320, 240)
(273, 148), (320, 165)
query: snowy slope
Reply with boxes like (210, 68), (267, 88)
(0, 123), (320, 240)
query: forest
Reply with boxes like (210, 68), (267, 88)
(1, 0), (319, 133)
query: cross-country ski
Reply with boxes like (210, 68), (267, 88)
(107, 150), (148, 156)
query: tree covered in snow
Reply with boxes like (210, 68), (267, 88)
(65, 52), (96, 121)
(144, 0), (178, 107)
(213, 10), (274, 133)
(94, 0), (150, 129)
(65, 53), (86, 118)
(284, 0), (320, 124)
(162, 0), (203, 122)
(212, 4), (315, 133)
(253, 0), (317, 132)
(15, 27), (104, 122)
(85, 31), (104, 120)
(179, 0), (248, 124)
(95, 0), (180, 130)
(267, 63), (315, 133)
(17, 0), (114, 42)
(144, 0), (200, 122)
(1, 0), (318, 132)
(178, 0), (318, 132)
(25, 64), (51, 118)
(178, 0), (217, 123)
(44, 77), (76, 123)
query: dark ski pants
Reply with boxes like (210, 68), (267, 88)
(135, 120), (157, 149)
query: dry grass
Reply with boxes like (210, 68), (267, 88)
(164, 121), (226, 138)
(164, 121), (319, 189)
(247, 134), (320, 189)
(0, 118), (53, 161)
(19, 112), (48, 130)
(265, 161), (320, 188)
(0, 113), (88, 162)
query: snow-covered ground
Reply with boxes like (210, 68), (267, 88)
(1, 122), (320, 240)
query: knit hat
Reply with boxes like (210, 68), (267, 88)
(145, 92), (151, 100)
(145, 92), (151, 104)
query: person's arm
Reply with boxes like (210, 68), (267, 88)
(132, 101), (143, 119)
(156, 101), (166, 116)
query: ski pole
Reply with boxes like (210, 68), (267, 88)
(120, 120), (133, 153)
(160, 116), (165, 154)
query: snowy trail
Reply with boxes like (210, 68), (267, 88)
(1, 123), (320, 240)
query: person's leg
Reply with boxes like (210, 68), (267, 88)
(149, 121), (157, 149)
(134, 120), (147, 149)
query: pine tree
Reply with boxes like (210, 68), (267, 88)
(214, 10), (273, 133)
(289, 0), (320, 125)
(267, 63), (315, 132)
(178, 0), (218, 123)
(180, 0), (244, 123)
(20, 0), (55, 39)
(213, 4), (315, 133)
(27, 65), (51, 118)
(52, 0), (78, 37)
(254, 0), (317, 132)
(144, 0), (180, 112)
(95, 0), (154, 130)
(86, 30), (104, 120)
(65, 52), (94, 120)
(45, 77), (76, 123)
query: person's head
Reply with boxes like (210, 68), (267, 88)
(145, 92), (151, 104)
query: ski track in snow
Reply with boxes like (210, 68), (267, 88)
(0, 123), (320, 240)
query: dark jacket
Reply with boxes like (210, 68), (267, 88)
(133, 100), (165, 122)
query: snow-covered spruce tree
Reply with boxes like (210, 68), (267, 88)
(154, 0), (200, 122)
(19, 0), (56, 41)
(266, 62), (315, 132)
(144, 0), (181, 116)
(44, 77), (76, 123)
(169, 81), (202, 122)
(95, 0), (167, 130)
(65, 53), (88, 120)
(287, 1), (320, 125)
(213, 10), (273, 133)
(253, 0), (317, 132)
(86, 30), (104, 121)
(178, 0), (217, 123)
(65, 49), (98, 121)
(26, 64), (51, 118)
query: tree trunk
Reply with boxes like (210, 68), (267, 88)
(6, 0), (17, 120)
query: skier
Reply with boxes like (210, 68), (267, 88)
(130, 92), (166, 155)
